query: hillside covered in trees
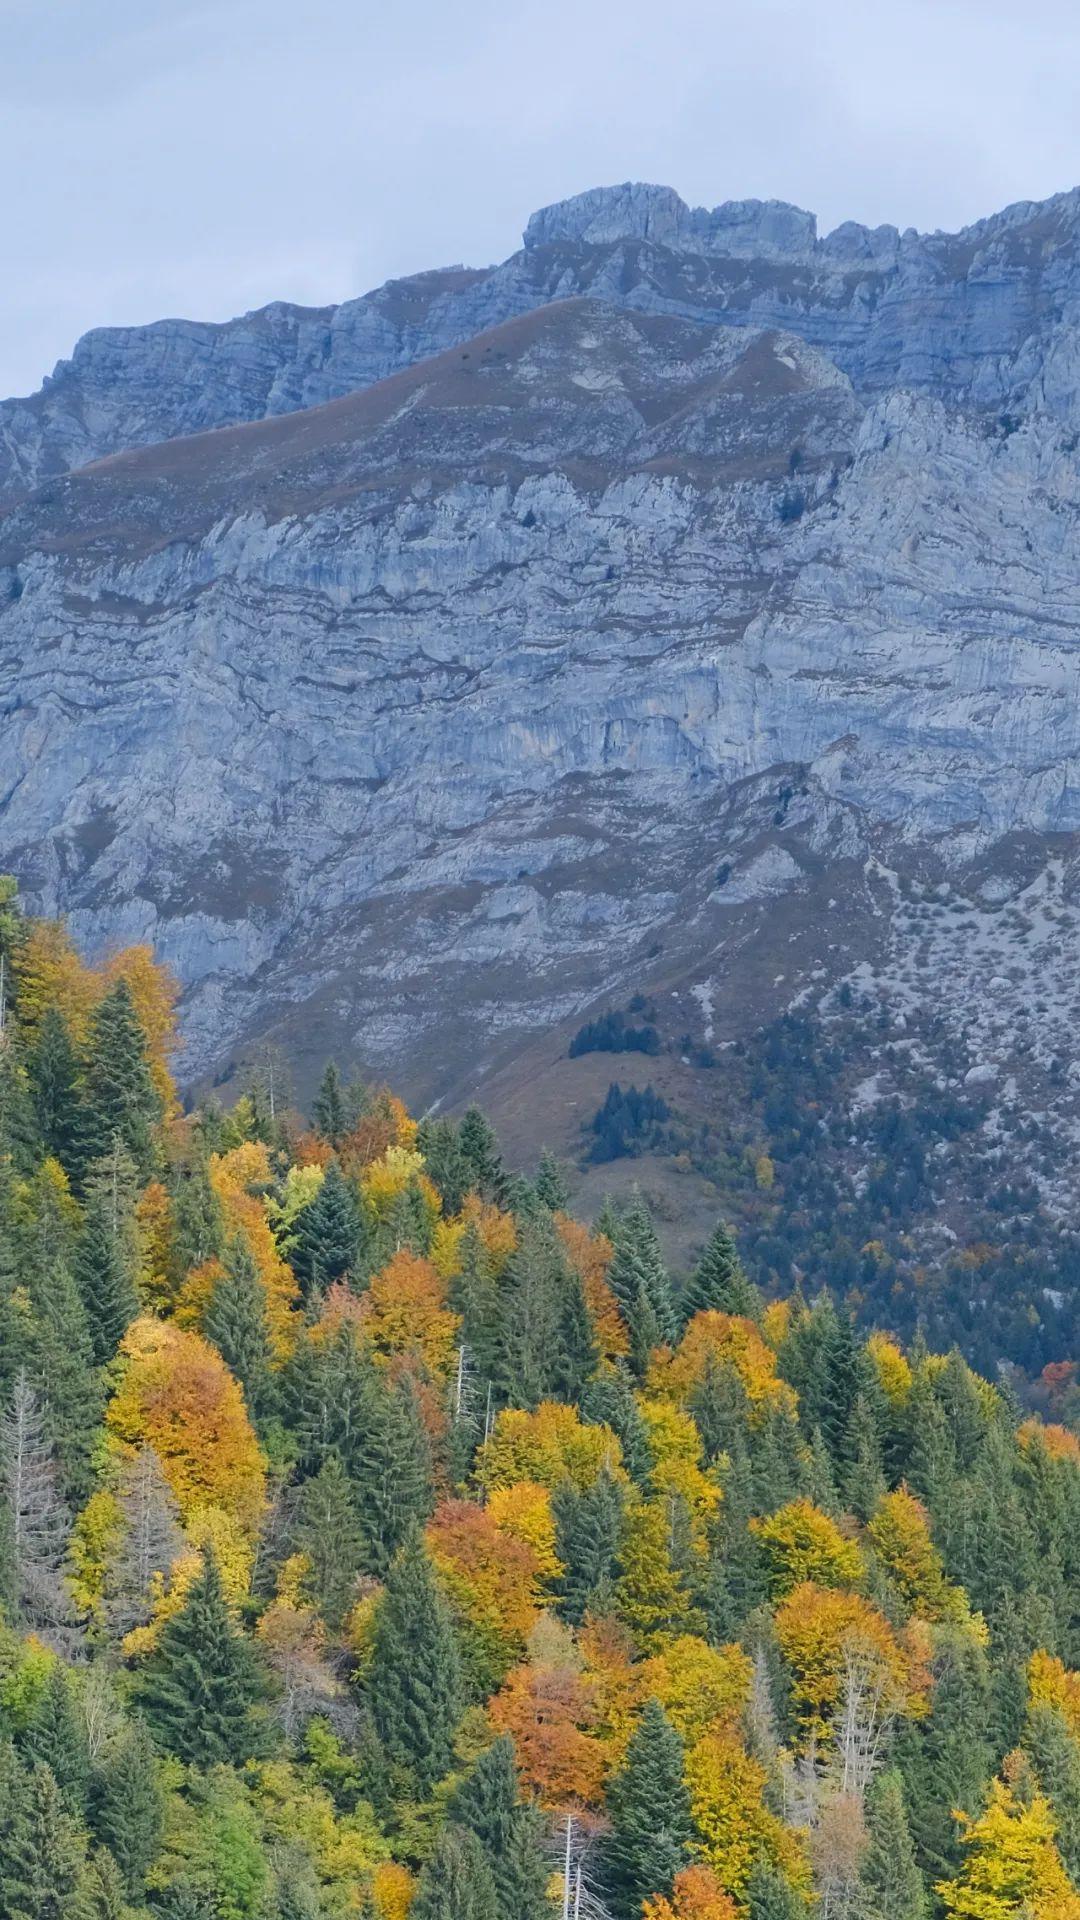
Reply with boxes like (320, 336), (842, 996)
(5, 879), (1080, 1920)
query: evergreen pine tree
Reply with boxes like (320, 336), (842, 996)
(844, 1393), (888, 1522)
(554, 1467), (626, 1624)
(580, 1366), (653, 1485)
(689, 1358), (752, 1465)
(74, 1138), (141, 1366)
(203, 1234), (276, 1428)
(285, 1323), (379, 1480)
(353, 1376), (432, 1576)
(551, 1264), (599, 1405)
(746, 1859), (805, 1920)
(18, 1662), (88, 1812)
(27, 1006), (85, 1180)
(1026, 1702), (1080, 1883)
(894, 1623), (994, 1883)
(0, 1755), (93, 1920)
(81, 980), (161, 1176)
(681, 1218), (761, 1322)
(607, 1194), (676, 1366)
(0, 1041), (37, 1178)
(601, 1698), (694, 1917)
(411, 1826), (498, 1920)
(88, 1722), (164, 1897)
(448, 1735), (549, 1920)
(704, 1441), (766, 1641)
(535, 1150), (569, 1212)
(169, 1160), (225, 1283)
(495, 1216), (568, 1409)
(448, 1225), (501, 1384)
(799, 1426), (840, 1515)
(458, 1108), (505, 1201)
(135, 1548), (270, 1766)
(368, 1535), (462, 1793)
(861, 1769), (927, 1920)
(290, 1163), (361, 1299)
(312, 1063), (347, 1146)
(292, 1451), (365, 1628)
(417, 1118), (471, 1218)
(23, 1240), (100, 1502)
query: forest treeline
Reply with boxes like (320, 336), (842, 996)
(4, 876), (1080, 1920)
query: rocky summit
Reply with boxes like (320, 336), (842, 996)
(6, 180), (1080, 1307)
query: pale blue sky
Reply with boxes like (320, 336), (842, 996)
(5, 0), (1080, 396)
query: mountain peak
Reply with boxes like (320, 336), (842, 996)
(522, 181), (818, 258)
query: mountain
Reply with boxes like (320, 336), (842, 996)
(6, 180), (1080, 1341)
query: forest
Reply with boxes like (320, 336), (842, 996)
(4, 875), (1080, 1920)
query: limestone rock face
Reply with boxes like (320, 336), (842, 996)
(6, 183), (1080, 1234)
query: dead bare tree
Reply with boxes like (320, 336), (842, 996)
(103, 1444), (184, 1637)
(0, 1369), (73, 1640)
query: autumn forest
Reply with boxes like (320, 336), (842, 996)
(2, 874), (1080, 1920)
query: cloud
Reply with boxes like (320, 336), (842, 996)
(4, 0), (1080, 395)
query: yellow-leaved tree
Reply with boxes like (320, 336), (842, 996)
(938, 1764), (1080, 1920)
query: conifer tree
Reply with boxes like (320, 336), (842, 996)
(19, 1662), (89, 1812)
(24, 1244), (100, 1500)
(554, 1467), (626, 1624)
(135, 1548), (270, 1767)
(411, 1825), (498, 1920)
(690, 1357), (752, 1464)
(27, 1006), (85, 1180)
(312, 1062), (347, 1146)
(88, 1722), (164, 1898)
(292, 1450), (365, 1628)
(0, 1370), (72, 1635)
(681, 1218), (761, 1323)
(862, 1768), (927, 1920)
(535, 1150), (570, 1212)
(290, 1163), (361, 1299)
(845, 1393), (888, 1523)
(458, 1108), (505, 1201)
(607, 1195), (677, 1363)
(203, 1234), (276, 1428)
(1026, 1702), (1080, 1884)
(601, 1698), (694, 1917)
(81, 979), (161, 1176)
(551, 1264), (599, 1405)
(368, 1535), (462, 1793)
(0, 1041), (36, 1177)
(169, 1159), (225, 1282)
(74, 1139), (141, 1366)
(285, 1323), (378, 1480)
(0, 1753), (93, 1920)
(417, 1118), (471, 1217)
(448, 1735), (549, 1920)
(894, 1623), (994, 1882)
(495, 1216), (569, 1409)
(580, 1367), (653, 1485)
(705, 1442), (766, 1640)
(746, 1858), (805, 1920)
(448, 1225), (501, 1384)
(354, 1374), (433, 1576)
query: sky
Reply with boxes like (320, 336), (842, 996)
(5, 0), (1080, 396)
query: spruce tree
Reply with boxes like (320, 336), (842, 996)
(861, 1769), (927, 1920)
(746, 1858), (805, 1920)
(203, 1234), (276, 1428)
(135, 1548), (270, 1767)
(458, 1109), (504, 1201)
(681, 1218), (761, 1322)
(448, 1225), (501, 1384)
(690, 1357), (751, 1464)
(353, 1376), (432, 1576)
(81, 979), (161, 1176)
(312, 1062), (347, 1147)
(88, 1722), (164, 1897)
(844, 1393), (888, 1522)
(551, 1264), (599, 1405)
(893, 1623), (993, 1882)
(535, 1150), (569, 1212)
(607, 1195), (677, 1363)
(24, 1245), (100, 1501)
(285, 1323), (378, 1480)
(0, 1754), (93, 1920)
(448, 1735), (549, 1920)
(0, 1042), (36, 1177)
(601, 1698), (693, 1917)
(554, 1468), (625, 1624)
(1027, 1702), (1080, 1883)
(74, 1139), (141, 1366)
(292, 1450), (365, 1627)
(495, 1216), (568, 1409)
(18, 1662), (88, 1812)
(290, 1163), (361, 1299)
(411, 1825), (498, 1920)
(27, 1006), (85, 1180)
(580, 1367), (653, 1485)
(417, 1118), (471, 1217)
(169, 1160), (225, 1282)
(368, 1535), (462, 1794)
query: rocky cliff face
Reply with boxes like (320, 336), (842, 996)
(5, 182), (1080, 1282)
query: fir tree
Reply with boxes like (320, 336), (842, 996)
(1026, 1702), (1080, 1883)
(353, 1375), (432, 1577)
(607, 1195), (677, 1363)
(690, 1358), (752, 1465)
(746, 1858), (805, 1920)
(844, 1393), (888, 1522)
(368, 1535), (462, 1794)
(894, 1623), (994, 1883)
(0, 1042), (36, 1177)
(448, 1225), (501, 1384)
(411, 1825), (498, 1920)
(601, 1698), (694, 1917)
(81, 979), (161, 1176)
(312, 1062), (347, 1147)
(551, 1264), (599, 1405)
(0, 1754), (93, 1920)
(681, 1218), (761, 1322)
(74, 1138), (141, 1366)
(292, 1451), (365, 1628)
(18, 1662), (88, 1812)
(580, 1367), (653, 1485)
(495, 1216), (569, 1410)
(135, 1548), (271, 1767)
(27, 1006), (85, 1180)
(203, 1234), (276, 1428)
(448, 1735), (549, 1920)
(24, 1244), (100, 1501)
(169, 1160), (225, 1282)
(285, 1324), (378, 1480)
(535, 1150), (569, 1212)
(417, 1118), (471, 1217)
(88, 1722), (164, 1897)
(458, 1108), (504, 1201)
(861, 1769), (927, 1920)
(554, 1467), (625, 1624)
(290, 1163), (361, 1299)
